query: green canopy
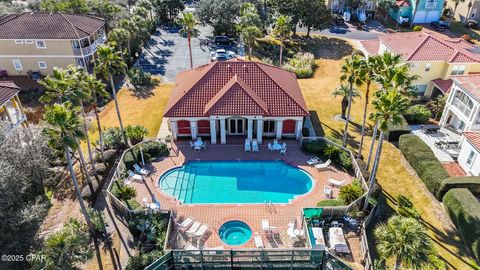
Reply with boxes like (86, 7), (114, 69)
(303, 208), (323, 219)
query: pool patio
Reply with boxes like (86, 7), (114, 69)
(125, 140), (362, 266)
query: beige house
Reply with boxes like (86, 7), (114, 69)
(360, 30), (480, 98)
(0, 12), (106, 76)
(447, 0), (480, 23)
(0, 81), (27, 132)
(326, 0), (377, 17)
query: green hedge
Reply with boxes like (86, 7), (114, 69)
(123, 141), (169, 169)
(437, 176), (480, 200)
(301, 139), (353, 172)
(443, 188), (480, 262)
(403, 104), (432, 124)
(399, 134), (450, 197)
(386, 115), (411, 142)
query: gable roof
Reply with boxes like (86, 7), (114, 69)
(0, 12), (105, 39)
(0, 81), (20, 107)
(164, 59), (309, 117)
(463, 132), (480, 152)
(363, 30), (480, 63)
(453, 74), (480, 101)
(432, 78), (453, 94)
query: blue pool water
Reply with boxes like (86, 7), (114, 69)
(158, 161), (313, 204)
(218, 220), (252, 246)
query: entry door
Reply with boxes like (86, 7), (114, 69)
(228, 118), (245, 134)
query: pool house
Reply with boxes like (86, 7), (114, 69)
(163, 59), (309, 144)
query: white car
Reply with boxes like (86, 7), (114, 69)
(210, 49), (235, 62)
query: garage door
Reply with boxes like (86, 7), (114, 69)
(425, 11), (440, 22)
(413, 11), (426, 23)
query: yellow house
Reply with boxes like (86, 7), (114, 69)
(0, 81), (27, 132)
(0, 12), (106, 76)
(360, 30), (480, 98)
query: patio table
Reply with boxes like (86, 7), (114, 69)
(194, 140), (203, 147)
(272, 143), (282, 151)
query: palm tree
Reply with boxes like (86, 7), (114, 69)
(340, 55), (364, 147)
(241, 26), (262, 60)
(94, 44), (128, 145)
(363, 90), (409, 212)
(272, 15), (292, 66)
(374, 215), (433, 269)
(332, 84), (360, 119)
(177, 12), (199, 69)
(43, 103), (94, 234)
(108, 27), (131, 62)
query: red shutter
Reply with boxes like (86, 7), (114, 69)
(198, 120), (211, 134)
(177, 120), (191, 135)
(282, 120), (296, 133)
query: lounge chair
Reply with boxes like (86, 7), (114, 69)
(134, 164), (150, 175)
(267, 143), (273, 151)
(254, 233), (264, 248)
(252, 139), (259, 152)
(307, 157), (321, 165)
(314, 159), (331, 170)
(245, 139), (251, 152)
(287, 220), (299, 241)
(324, 186), (333, 198)
(328, 178), (345, 187)
(194, 224), (209, 238)
(186, 221), (202, 236)
(177, 217), (194, 231)
(127, 170), (143, 181)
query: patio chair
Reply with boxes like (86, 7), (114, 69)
(134, 164), (150, 175)
(197, 137), (202, 142)
(252, 139), (259, 152)
(186, 221), (202, 236)
(282, 142), (287, 149)
(324, 186), (333, 198)
(280, 147), (287, 155)
(287, 221), (299, 242)
(328, 178), (345, 187)
(177, 217), (194, 231)
(254, 233), (264, 248)
(314, 159), (331, 170)
(194, 145), (201, 151)
(245, 139), (251, 152)
(194, 224), (209, 239)
(267, 143), (274, 151)
(127, 170), (143, 181)
(273, 139), (278, 144)
(201, 141), (207, 150)
(307, 157), (321, 165)
(190, 141), (195, 148)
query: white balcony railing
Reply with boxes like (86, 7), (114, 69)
(73, 33), (107, 56)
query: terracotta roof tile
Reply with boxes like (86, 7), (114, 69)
(432, 78), (453, 93)
(0, 12), (105, 39)
(360, 40), (380, 55)
(463, 132), (480, 152)
(0, 81), (20, 107)
(453, 75), (480, 101)
(164, 60), (309, 117)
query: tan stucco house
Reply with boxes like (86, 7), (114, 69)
(447, 0), (480, 24)
(0, 12), (106, 76)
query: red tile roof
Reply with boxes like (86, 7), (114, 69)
(164, 59), (309, 117)
(364, 30), (480, 63)
(453, 75), (480, 101)
(0, 12), (105, 39)
(463, 132), (480, 152)
(0, 81), (20, 107)
(360, 40), (380, 55)
(396, 0), (410, 7)
(432, 78), (453, 94)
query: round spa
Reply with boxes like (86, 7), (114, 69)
(218, 220), (252, 246)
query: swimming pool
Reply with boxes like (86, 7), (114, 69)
(158, 161), (313, 204)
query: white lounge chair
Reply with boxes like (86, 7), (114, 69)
(254, 233), (264, 248)
(287, 220), (299, 241)
(127, 170), (143, 181)
(194, 224), (209, 238)
(307, 157), (321, 165)
(134, 164), (150, 175)
(328, 178), (345, 187)
(252, 139), (259, 152)
(324, 186), (333, 198)
(245, 139), (251, 152)
(314, 159), (331, 170)
(186, 221), (202, 236)
(177, 217), (194, 231)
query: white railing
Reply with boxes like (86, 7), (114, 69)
(72, 33), (107, 56)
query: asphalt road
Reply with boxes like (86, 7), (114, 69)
(297, 20), (387, 40)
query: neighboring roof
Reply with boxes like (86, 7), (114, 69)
(364, 30), (480, 63)
(432, 78), (453, 94)
(396, 0), (410, 7)
(463, 132), (480, 152)
(0, 81), (20, 107)
(453, 74), (480, 101)
(0, 12), (105, 39)
(360, 39), (380, 55)
(164, 59), (309, 117)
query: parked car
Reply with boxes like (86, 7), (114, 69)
(210, 49), (235, 62)
(214, 36), (235, 46)
(430, 20), (449, 31)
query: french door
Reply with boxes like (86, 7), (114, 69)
(228, 118), (245, 135)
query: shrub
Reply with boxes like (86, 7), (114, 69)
(302, 127), (310, 137)
(283, 52), (316, 78)
(437, 176), (480, 199)
(102, 127), (125, 150)
(339, 151), (353, 172)
(128, 67), (154, 87)
(399, 134), (450, 196)
(317, 199), (345, 207)
(142, 141), (169, 157)
(443, 188), (480, 262)
(123, 141), (169, 169)
(339, 180), (364, 204)
(403, 104), (432, 124)
(413, 25), (423, 31)
(87, 208), (106, 234)
(126, 125), (148, 145)
(386, 115), (411, 142)
(302, 139), (326, 155)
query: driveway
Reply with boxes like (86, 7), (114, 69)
(297, 20), (386, 40)
(137, 24), (213, 82)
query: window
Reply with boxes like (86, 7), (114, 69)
(425, 63), (431, 72)
(365, 1), (374, 10)
(12, 60), (22, 71)
(452, 90), (474, 117)
(25, 40), (33, 44)
(15, 40), (24, 44)
(410, 63), (418, 69)
(414, 85), (427, 96)
(263, 120), (275, 133)
(38, 61), (47, 69)
(451, 65), (466, 75)
(35, 40), (46, 49)
(466, 150), (476, 166)
(425, 0), (437, 8)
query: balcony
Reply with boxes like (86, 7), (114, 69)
(72, 33), (107, 56)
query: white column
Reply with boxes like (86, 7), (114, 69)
(220, 119), (226, 144)
(276, 120), (283, 139)
(190, 120), (198, 140)
(210, 119), (217, 144)
(170, 121), (178, 140)
(256, 119), (263, 144)
(247, 119), (253, 141)
(295, 120), (303, 139)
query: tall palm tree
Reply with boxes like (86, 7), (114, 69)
(108, 27), (131, 62)
(94, 44), (128, 145)
(374, 215), (433, 270)
(363, 90), (409, 212)
(272, 15), (292, 66)
(340, 55), (364, 147)
(177, 12), (199, 69)
(332, 84), (360, 119)
(43, 102), (94, 234)
(241, 26), (262, 60)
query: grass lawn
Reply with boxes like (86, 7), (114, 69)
(300, 55), (479, 269)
